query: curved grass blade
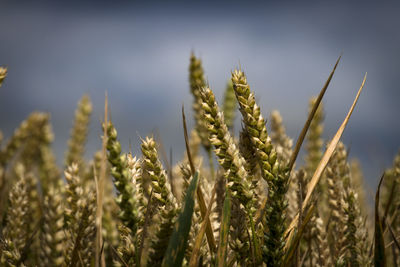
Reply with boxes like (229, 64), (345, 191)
(95, 93), (108, 267)
(162, 172), (199, 267)
(374, 173), (386, 267)
(282, 204), (315, 267)
(189, 184), (216, 267)
(382, 177), (397, 232)
(0, 67), (7, 87)
(216, 189), (231, 267)
(182, 105), (217, 252)
(286, 73), (366, 238)
(288, 55), (341, 173)
(386, 218), (400, 252)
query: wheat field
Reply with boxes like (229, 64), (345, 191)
(0, 54), (398, 267)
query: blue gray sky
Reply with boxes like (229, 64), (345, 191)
(1, 1), (399, 193)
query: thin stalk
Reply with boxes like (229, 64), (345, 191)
(96, 93), (108, 267)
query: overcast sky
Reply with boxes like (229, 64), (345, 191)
(1, 1), (399, 193)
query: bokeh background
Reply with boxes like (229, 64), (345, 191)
(1, 1), (399, 195)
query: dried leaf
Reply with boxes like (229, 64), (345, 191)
(374, 174), (386, 267)
(189, 184), (216, 267)
(288, 55), (341, 172)
(286, 73), (366, 238)
(182, 105), (217, 252)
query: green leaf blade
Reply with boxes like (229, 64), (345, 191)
(216, 190), (231, 267)
(162, 172), (199, 267)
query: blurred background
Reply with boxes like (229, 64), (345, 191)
(0, 0), (399, 195)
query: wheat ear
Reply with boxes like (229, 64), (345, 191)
(1, 164), (30, 266)
(305, 97), (324, 179)
(313, 212), (331, 266)
(105, 122), (140, 235)
(64, 163), (83, 226)
(141, 136), (178, 266)
(270, 110), (293, 167)
(189, 54), (216, 179)
(114, 224), (135, 266)
(64, 191), (97, 267)
(65, 95), (92, 171)
(222, 80), (237, 131)
(189, 53), (211, 151)
(238, 128), (258, 177)
(198, 86), (255, 263)
(231, 69), (288, 266)
(199, 86), (253, 207)
(40, 181), (66, 266)
(324, 141), (352, 264)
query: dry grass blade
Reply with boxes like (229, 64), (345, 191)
(110, 244), (129, 267)
(382, 177), (397, 231)
(182, 105), (217, 253)
(300, 247), (311, 267)
(95, 93), (108, 267)
(196, 185), (216, 252)
(295, 182), (303, 267)
(374, 173), (386, 267)
(189, 183), (216, 267)
(0, 67), (7, 86)
(216, 190), (231, 267)
(182, 105), (195, 173)
(282, 204), (315, 267)
(386, 219), (400, 253)
(286, 73), (366, 237)
(288, 55), (341, 172)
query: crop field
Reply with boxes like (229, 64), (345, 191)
(0, 53), (399, 267)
